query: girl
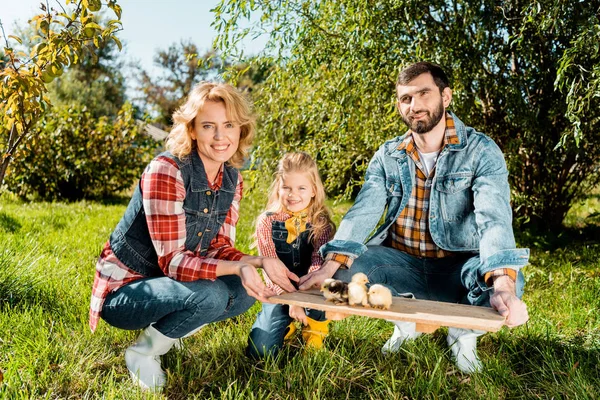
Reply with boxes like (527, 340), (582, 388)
(90, 82), (298, 391)
(247, 152), (336, 358)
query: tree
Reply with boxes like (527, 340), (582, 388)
(4, 15), (156, 201)
(0, 0), (123, 187)
(134, 41), (228, 128)
(134, 41), (271, 129)
(46, 17), (127, 118)
(214, 0), (600, 230)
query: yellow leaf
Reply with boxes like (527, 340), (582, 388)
(8, 35), (23, 44)
(111, 36), (122, 51)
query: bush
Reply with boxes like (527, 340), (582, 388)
(5, 102), (158, 200)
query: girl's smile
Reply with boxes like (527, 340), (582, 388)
(279, 172), (315, 212)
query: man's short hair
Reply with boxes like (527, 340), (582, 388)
(396, 62), (450, 93)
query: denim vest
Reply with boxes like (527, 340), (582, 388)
(270, 218), (313, 288)
(109, 150), (238, 277)
(321, 112), (529, 275)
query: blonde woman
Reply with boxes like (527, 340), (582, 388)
(89, 82), (298, 391)
(246, 152), (336, 358)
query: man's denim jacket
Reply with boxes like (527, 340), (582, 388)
(320, 112), (529, 277)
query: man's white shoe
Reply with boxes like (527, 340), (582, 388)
(124, 325), (177, 391)
(446, 327), (485, 374)
(381, 321), (422, 355)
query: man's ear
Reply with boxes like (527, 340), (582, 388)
(442, 87), (452, 108)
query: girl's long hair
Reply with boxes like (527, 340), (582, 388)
(264, 152), (336, 243)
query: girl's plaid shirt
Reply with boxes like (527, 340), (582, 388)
(89, 156), (245, 332)
(255, 211), (333, 295)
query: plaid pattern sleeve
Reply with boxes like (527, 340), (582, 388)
(89, 242), (143, 332)
(309, 222), (334, 273)
(142, 157), (245, 282)
(255, 212), (285, 295)
(484, 268), (517, 287)
(324, 252), (354, 269)
(204, 173), (246, 261)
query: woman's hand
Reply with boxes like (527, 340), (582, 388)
(288, 305), (308, 325)
(260, 257), (300, 293)
(238, 264), (276, 302)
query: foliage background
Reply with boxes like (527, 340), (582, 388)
(215, 0), (600, 230)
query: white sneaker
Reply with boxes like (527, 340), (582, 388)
(381, 321), (422, 355)
(125, 325), (177, 391)
(446, 327), (485, 374)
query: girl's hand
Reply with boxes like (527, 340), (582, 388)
(261, 257), (300, 293)
(298, 260), (339, 290)
(289, 305), (308, 325)
(238, 264), (276, 302)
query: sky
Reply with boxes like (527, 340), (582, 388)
(0, 0), (266, 76)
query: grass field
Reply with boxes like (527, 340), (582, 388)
(0, 188), (598, 399)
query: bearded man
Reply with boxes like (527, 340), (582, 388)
(299, 61), (529, 374)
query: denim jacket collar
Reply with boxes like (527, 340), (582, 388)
(183, 149), (236, 193)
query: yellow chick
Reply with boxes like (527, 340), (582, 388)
(348, 273), (370, 307)
(367, 284), (393, 310)
(320, 278), (349, 305)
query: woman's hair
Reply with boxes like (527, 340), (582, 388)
(165, 82), (255, 168)
(264, 152), (336, 243)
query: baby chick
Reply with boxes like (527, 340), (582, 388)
(321, 278), (349, 305)
(367, 284), (393, 310)
(348, 272), (370, 307)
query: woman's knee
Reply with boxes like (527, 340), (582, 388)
(185, 279), (231, 314)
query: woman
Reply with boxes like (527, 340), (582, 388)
(89, 82), (298, 391)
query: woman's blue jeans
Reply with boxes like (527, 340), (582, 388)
(333, 245), (524, 306)
(101, 275), (255, 339)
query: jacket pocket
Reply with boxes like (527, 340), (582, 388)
(436, 174), (473, 222)
(385, 178), (402, 197)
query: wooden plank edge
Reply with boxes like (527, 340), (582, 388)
(270, 297), (505, 332)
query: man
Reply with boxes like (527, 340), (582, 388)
(299, 61), (529, 374)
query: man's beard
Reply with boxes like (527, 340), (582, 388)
(402, 100), (445, 134)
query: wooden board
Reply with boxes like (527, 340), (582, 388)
(270, 289), (505, 332)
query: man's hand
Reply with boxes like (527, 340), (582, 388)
(490, 275), (529, 327)
(288, 305), (308, 325)
(238, 264), (276, 302)
(260, 257), (300, 293)
(298, 260), (339, 290)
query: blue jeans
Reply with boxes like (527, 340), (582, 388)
(101, 275), (255, 339)
(333, 246), (524, 307)
(246, 303), (325, 359)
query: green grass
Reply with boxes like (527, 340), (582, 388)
(0, 189), (598, 399)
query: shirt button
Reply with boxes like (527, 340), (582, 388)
(203, 208), (208, 213)
(294, 262), (299, 267)
(197, 232), (203, 237)
(206, 191), (212, 195)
